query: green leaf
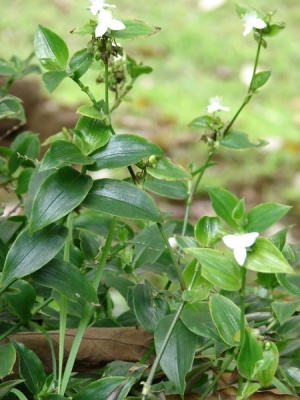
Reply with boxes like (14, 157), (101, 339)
(39, 140), (94, 171)
(155, 314), (197, 397)
(69, 48), (94, 79)
(144, 178), (188, 200)
(209, 294), (245, 346)
(16, 168), (34, 195)
(29, 166), (93, 232)
(73, 377), (135, 400)
(194, 216), (222, 247)
(42, 70), (68, 92)
(188, 115), (214, 130)
(1, 224), (67, 285)
(281, 367), (300, 388)
(220, 130), (268, 150)
(185, 248), (242, 291)
(3, 280), (36, 320)
(0, 95), (25, 122)
(207, 186), (239, 228)
(256, 342), (279, 386)
(83, 179), (163, 222)
(8, 131), (40, 174)
(109, 19), (161, 39)
(180, 302), (222, 342)
(132, 281), (169, 332)
(34, 25), (68, 71)
(73, 116), (111, 154)
(237, 329), (263, 379)
(31, 258), (98, 303)
(70, 23), (95, 36)
(133, 222), (175, 268)
(250, 71), (271, 92)
(272, 300), (300, 325)
(88, 134), (164, 171)
(276, 273), (300, 296)
(126, 55), (153, 79)
(76, 105), (107, 120)
(245, 237), (294, 274)
(0, 380), (24, 400)
(0, 344), (16, 379)
(146, 156), (191, 181)
(11, 340), (46, 395)
(245, 203), (291, 233)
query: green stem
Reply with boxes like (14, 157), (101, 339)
(58, 213), (73, 394)
(237, 267), (247, 397)
(181, 152), (214, 236)
(72, 77), (98, 108)
(157, 223), (186, 291)
(141, 301), (186, 400)
(60, 217), (117, 396)
(0, 279), (17, 297)
(0, 297), (53, 342)
(104, 62), (109, 115)
(223, 32), (263, 137)
(200, 348), (238, 400)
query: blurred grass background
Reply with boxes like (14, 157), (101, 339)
(1, 0), (300, 236)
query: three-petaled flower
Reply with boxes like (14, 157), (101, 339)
(242, 11), (267, 36)
(207, 96), (230, 113)
(222, 232), (259, 266)
(89, 0), (115, 15)
(95, 8), (125, 37)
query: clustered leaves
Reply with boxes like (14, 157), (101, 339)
(0, 3), (299, 400)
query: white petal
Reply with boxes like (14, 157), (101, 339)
(222, 234), (240, 249)
(239, 232), (259, 248)
(108, 18), (125, 31)
(253, 18), (267, 29)
(243, 24), (253, 36)
(234, 247), (247, 266)
(95, 22), (108, 37)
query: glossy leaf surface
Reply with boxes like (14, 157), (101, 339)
(83, 179), (163, 222)
(0, 344), (16, 379)
(30, 167), (93, 232)
(88, 134), (164, 170)
(155, 314), (197, 397)
(3, 280), (36, 320)
(73, 116), (111, 154)
(207, 186), (239, 228)
(245, 203), (291, 233)
(220, 131), (268, 149)
(146, 156), (191, 181)
(2, 224), (67, 285)
(109, 19), (160, 39)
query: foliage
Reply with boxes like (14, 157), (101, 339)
(0, 2), (300, 400)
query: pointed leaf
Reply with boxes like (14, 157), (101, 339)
(144, 178), (188, 200)
(188, 115), (214, 130)
(220, 130), (268, 150)
(155, 315), (197, 397)
(237, 329), (263, 378)
(88, 134), (164, 171)
(39, 140), (94, 171)
(83, 179), (163, 222)
(250, 71), (271, 92)
(3, 280), (36, 320)
(194, 216), (222, 247)
(31, 258), (98, 304)
(69, 48), (94, 79)
(256, 342), (279, 386)
(132, 281), (169, 332)
(109, 19), (161, 39)
(76, 105), (107, 120)
(0, 344), (16, 379)
(276, 273), (300, 296)
(73, 116), (111, 154)
(0, 95), (25, 123)
(209, 294), (245, 346)
(34, 25), (69, 71)
(73, 377), (135, 400)
(11, 340), (46, 395)
(1, 224), (67, 285)
(185, 248), (242, 291)
(30, 167), (93, 232)
(146, 156), (191, 181)
(42, 70), (68, 92)
(207, 187), (239, 228)
(0, 380), (24, 400)
(245, 237), (294, 274)
(245, 203), (291, 233)
(272, 300), (300, 325)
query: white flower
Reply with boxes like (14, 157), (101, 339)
(207, 96), (230, 113)
(222, 232), (259, 266)
(242, 12), (267, 36)
(95, 8), (125, 37)
(89, 0), (115, 16)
